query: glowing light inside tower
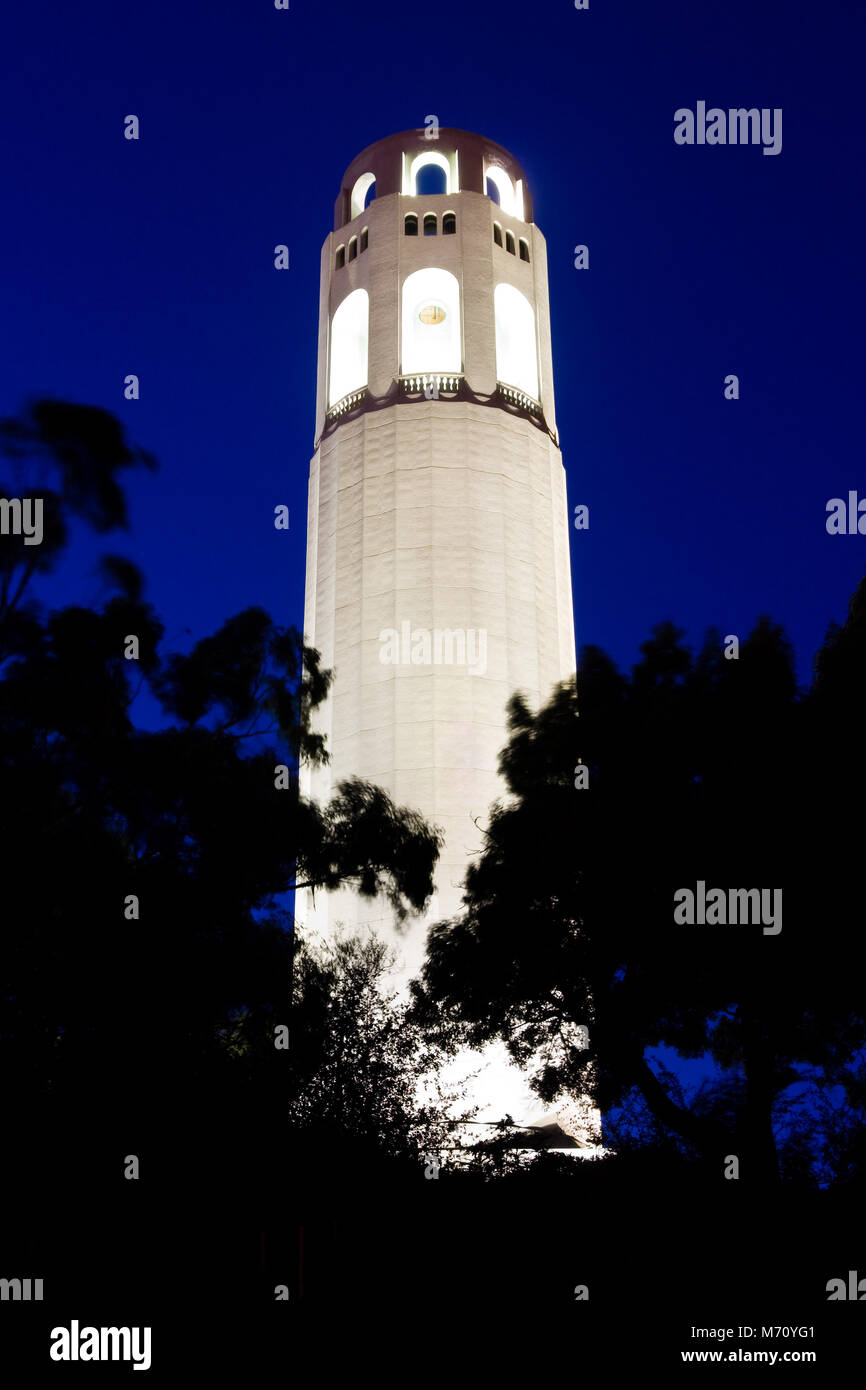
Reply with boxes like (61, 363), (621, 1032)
(328, 288), (369, 407)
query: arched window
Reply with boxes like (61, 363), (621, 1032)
(505, 231), (515, 255)
(335, 245), (346, 270)
(408, 151), (452, 196)
(493, 222), (503, 247)
(329, 289), (369, 407)
(485, 166), (523, 218)
(350, 172), (376, 220)
(416, 164), (447, 196)
(423, 213), (437, 237)
(494, 283), (538, 400)
(401, 267), (461, 376)
(404, 214), (418, 236)
(348, 236), (358, 262)
(443, 212), (456, 235)
(360, 227), (368, 253)
(519, 238), (530, 263)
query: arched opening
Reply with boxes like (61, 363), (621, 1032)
(485, 165), (522, 218)
(443, 212), (456, 235)
(348, 236), (358, 262)
(493, 222), (503, 247)
(423, 213), (437, 237)
(408, 151), (452, 197)
(350, 172), (376, 220)
(494, 283), (538, 400)
(360, 227), (368, 253)
(505, 231), (515, 255)
(416, 163), (447, 196)
(401, 267), (461, 376)
(335, 245), (346, 270)
(519, 238), (530, 263)
(404, 214), (418, 237)
(329, 289), (369, 407)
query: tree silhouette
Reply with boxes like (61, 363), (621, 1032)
(0, 399), (441, 1181)
(288, 930), (462, 1175)
(415, 597), (866, 1188)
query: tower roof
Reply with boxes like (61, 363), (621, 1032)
(333, 127), (533, 230)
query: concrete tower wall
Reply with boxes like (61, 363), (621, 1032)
(298, 129), (576, 982)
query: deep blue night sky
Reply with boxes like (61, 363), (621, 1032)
(2, 0), (864, 693)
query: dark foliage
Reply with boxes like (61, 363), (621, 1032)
(416, 599), (866, 1188)
(0, 400), (440, 1174)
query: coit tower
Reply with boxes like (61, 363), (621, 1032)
(298, 128), (576, 990)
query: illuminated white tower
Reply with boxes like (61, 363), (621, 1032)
(298, 129), (576, 999)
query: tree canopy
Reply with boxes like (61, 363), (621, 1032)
(0, 399), (440, 1162)
(416, 604), (866, 1187)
